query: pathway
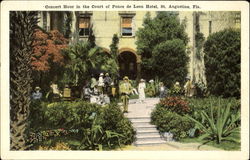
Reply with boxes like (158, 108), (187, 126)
(120, 98), (221, 151)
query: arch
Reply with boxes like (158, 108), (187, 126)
(118, 48), (139, 62)
(118, 48), (138, 80)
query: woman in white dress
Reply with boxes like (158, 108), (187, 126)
(138, 79), (146, 103)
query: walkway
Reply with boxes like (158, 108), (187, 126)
(119, 98), (221, 151)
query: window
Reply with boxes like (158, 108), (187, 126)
(121, 17), (133, 36)
(209, 21), (212, 35)
(79, 17), (90, 36)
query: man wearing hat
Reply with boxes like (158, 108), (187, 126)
(173, 81), (181, 95)
(104, 73), (112, 95)
(32, 86), (42, 100)
(184, 76), (192, 97)
(119, 76), (132, 113)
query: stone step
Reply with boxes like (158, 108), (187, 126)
(136, 128), (159, 133)
(132, 123), (156, 128)
(136, 132), (160, 137)
(128, 117), (151, 123)
(136, 137), (163, 142)
(134, 139), (166, 146)
(137, 134), (162, 139)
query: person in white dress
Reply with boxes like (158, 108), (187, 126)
(138, 79), (146, 103)
(98, 73), (104, 94)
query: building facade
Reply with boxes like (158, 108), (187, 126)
(38, 11), (240, 82)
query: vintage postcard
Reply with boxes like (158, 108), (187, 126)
(0, 1), (249, 160)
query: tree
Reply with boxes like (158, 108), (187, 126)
(32, 29), (68, 71)
(108, 34), (119, 76)
(204, 28), (240, 98)
(136, 12), (189, 86)
(62, 41), (100, 86)
(152, 39), (189, 86)
(31, 29), (68, 91)
(10, 11), (38, 150)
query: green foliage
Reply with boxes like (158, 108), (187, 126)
(62, 41), (100, 85)
(79, 114), (124, 150)
(110, 34), (119, 56)
(204, 28), (240, 98)
(103, 104), (136, 145)
(151, 96), (240, 142)
(151, 105), (194, 140)
(136, 12), (189, 83)
(187, 97), (240, 119)
(186, 101), (241, 144)
(145, 83), (156, 97)
(62, 39), (118, 87)
(29, 100), (47, 130)
(152, 39), (189, 86)
(28, 101), (135, 150)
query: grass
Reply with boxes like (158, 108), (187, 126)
(180, 136), (241, 151)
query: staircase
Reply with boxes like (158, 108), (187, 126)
(128, 117), (166, 146)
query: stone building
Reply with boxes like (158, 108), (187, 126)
(38, 11), (240, 83)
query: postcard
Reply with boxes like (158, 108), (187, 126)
(1, 1), (249, 160)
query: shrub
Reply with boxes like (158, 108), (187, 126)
(102, 104), (136, 145)
(187, 97), (240, 123)
(28, 101), (135, 150)
(151, 105), (194, 140)
(204, 28), (240, 98)
(29, 100), (47, 130)
(43, 101), (102, 129)
(159, 96), (191, 115)
(186, 101), (240, 144)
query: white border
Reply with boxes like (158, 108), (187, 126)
(1, 1), (249, 160)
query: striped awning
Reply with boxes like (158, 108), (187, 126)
(79, 17), (90, 28)
(122, 17), (132, 28)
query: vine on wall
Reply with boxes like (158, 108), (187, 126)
(194, 12), (205, 60)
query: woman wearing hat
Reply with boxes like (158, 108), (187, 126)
(138, 79), (146, 103)
(32, 86), (42, 100)
(119, 76), (132, 113)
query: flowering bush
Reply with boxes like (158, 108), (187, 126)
(28, 128), (79, 144)
(159, 96), (190, 115)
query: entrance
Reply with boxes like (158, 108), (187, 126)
(118, 51), (137, 80)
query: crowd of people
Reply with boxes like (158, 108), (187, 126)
(31, 73), (204, 113)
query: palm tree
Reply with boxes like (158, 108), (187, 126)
(10, 11), (38, 150)
(63, 41), (100, 86)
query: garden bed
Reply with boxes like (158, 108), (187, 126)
(151, 96), (240, 150)
(28, 100), (136, 150)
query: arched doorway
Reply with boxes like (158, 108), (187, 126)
(118, 51), (137, 80)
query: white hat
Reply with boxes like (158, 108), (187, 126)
(149, 79), (154, 83)
(35, 86), (41, 90)
(140, 79), (145, 82)
(100, 73), (104, 76)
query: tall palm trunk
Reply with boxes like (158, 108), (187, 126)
(10, 11), (38, 150)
